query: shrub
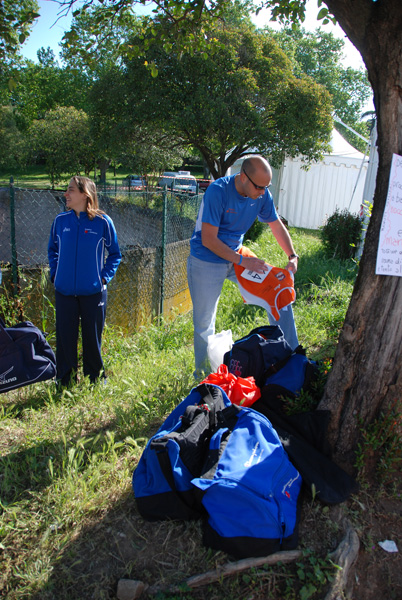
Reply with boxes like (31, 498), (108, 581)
(320, 208), (362, 260)
(245, 218), (265, 242)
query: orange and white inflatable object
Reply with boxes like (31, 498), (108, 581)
(234, 246), (295, 321)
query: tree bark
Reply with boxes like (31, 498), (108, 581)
(97, 158), (110, 184)
(318, 0), (402, 463)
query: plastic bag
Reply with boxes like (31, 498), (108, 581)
(207, 329), (233, 372)
(201, 364), (261, 407)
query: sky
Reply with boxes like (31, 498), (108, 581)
(22, 0), (366, 71)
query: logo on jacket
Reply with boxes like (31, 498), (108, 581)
(63, 227), (70, 232)
(244, 442), (264, 467)
(282, 474), (300, 499)
(84, 229), (98, 235)
(0, 366), (17, 386)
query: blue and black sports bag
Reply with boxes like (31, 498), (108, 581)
(133, 383), (302, 558)
(0, 318), (56, 393)
(133, 384), (227, 521)
(261, 346), (320, 402)
(223, 325), (293, 387)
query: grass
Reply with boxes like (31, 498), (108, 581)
(1, 226), (393, 600)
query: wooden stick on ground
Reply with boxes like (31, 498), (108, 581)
(182, 550), (303, 589)
(117, 550), (302, 599)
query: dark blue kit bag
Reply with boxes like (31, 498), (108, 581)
(133, 383), (302, 558)
(223, 325), (293, 387)
(0, 318), (56, 393)
(262, 347), (320, 401)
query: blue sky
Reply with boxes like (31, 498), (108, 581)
(21, 0), (365, 71)
(21, 0), (74, 62)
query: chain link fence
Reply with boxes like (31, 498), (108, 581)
(0, 181), (203, 333)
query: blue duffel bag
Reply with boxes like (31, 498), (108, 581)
(192, 403), (302, 558)
(133, 383), (302, 558)
(133, 383), (227, 521)
(0, 318), (56, 393)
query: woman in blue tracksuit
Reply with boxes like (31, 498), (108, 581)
(48, 176), (121, 387)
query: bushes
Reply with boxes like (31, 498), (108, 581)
(245, 218), (265, 242)
(320, 208), (362, 260)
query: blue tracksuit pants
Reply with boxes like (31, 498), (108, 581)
(55, 288), (107, 385)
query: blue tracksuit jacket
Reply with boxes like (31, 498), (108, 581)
(48, 210), (122, 296)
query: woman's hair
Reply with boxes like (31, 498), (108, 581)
(71, 176), (104, 220)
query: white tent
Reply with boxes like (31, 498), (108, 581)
(275, 130), (368, 229)
(227, 130), (369, 230)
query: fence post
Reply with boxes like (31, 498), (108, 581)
(159, 187), (168, 319)
(9, 176), (19, 294)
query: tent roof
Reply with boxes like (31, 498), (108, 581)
(330, 129), (365, 159)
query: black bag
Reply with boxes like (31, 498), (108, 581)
(0, 318), (56, 393)
(223, 325), (293, 387)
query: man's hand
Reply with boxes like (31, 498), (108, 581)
(241, 255), (268, 274)
(286, 257), (298, 274)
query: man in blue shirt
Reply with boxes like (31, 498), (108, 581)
(187, 155), (299, 377)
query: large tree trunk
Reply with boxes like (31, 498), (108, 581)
(318, 0), (402, 465)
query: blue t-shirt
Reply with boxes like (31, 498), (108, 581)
(190, 175), (278, 263)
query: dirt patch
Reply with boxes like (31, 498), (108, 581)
(349, 478), (402, 600)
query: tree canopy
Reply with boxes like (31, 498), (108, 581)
(0, 0), (39, 65)
(271, 26), (372, 150)
(91, 20), (333, 178)
(1, 1), (371, 180)
(29, 105), (94, 186)
(7, 48), (90, 131)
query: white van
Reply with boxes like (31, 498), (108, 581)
(172, 173), (197, 194)
(158, 171), (198, 194)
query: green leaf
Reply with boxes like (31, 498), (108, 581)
(317, 8), (329, 20)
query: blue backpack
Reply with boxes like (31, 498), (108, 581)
(133, 383), (302, 558)
(223, 325), (293, 387)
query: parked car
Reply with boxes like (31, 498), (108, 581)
(198, 178), (212, 191)
(172, 172), (198, 194)
(123, 175), (147, 190)
(157, 171), (198, 194)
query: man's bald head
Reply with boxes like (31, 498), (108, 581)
(242, 156), (272, 179)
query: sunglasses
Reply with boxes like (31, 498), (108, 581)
(242, 169), (270, 191)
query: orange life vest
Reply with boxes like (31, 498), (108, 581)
(234, 246), (295, 321)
